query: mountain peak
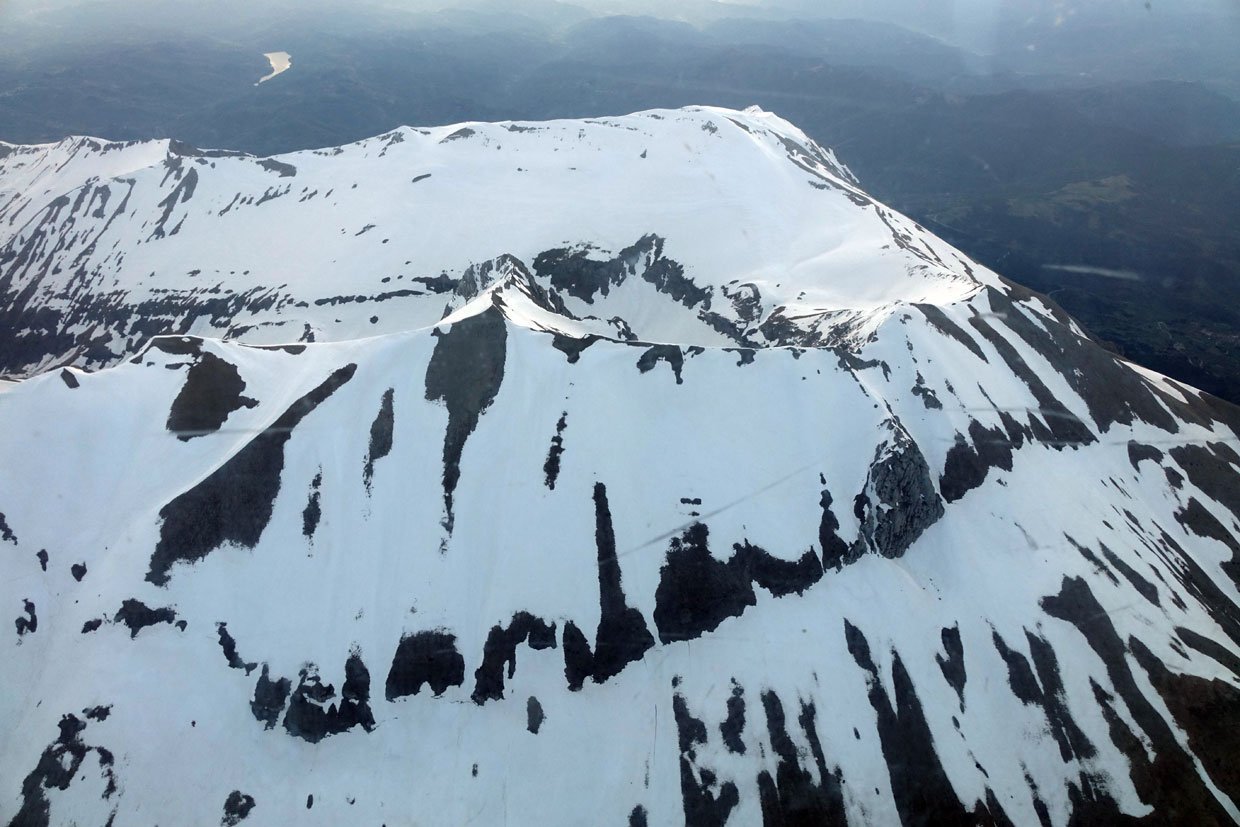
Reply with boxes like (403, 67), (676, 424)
(2, 106), (1239, 826)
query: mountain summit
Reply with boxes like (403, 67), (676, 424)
(1, 107), (1239, 826)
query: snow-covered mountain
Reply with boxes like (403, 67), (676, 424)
(1, 106), (1238, 826)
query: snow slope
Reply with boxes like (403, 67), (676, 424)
(1, 107), (1239, 826)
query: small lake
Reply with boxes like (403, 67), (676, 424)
(256, 52), (292, 85)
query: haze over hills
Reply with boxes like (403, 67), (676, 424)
(1, 1), (1237, 402)
(2, 105), (1240, 826)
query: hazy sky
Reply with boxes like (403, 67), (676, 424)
(2, 0), (1236, 59)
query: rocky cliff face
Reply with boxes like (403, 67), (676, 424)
(1, 107), (1239, 826)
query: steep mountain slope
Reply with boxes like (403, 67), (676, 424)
(1, 107), (1239, 826)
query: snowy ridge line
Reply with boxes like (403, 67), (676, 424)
(1, 105), (987, 379)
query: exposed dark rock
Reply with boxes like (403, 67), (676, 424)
(151, 166), (198, 239)
(967, 313), (1096, 448)
(1024, 631), (1097, 763)
(1130, 638), (1240, 809)
(653, 522), (822, 644)
(472, 612), (557, 703)
(83, 705), (111, 721)
(526, 696), (544, 734)
(363, 389), (395, 492)
(543, 412), (568, 490)
(257, 158), (297, 177)
(15, 599), (36, 637)
(636, 237), (710, 308)
(1127, 441), (1164, 471)
(385, 630), (465, 700)
(629, 805), (649, 827)
(990, 287), (1180, 434)
(855, 424), (945, 557)
(1041, 576), (1236, 823)
(251, 665), (291, 730)
(551, 333), (599, 363)
(440, 127), (475, 143)
(150, 336), (205, 357)
(561, 621), (593, 692)
(940, 420), (1014, 503)
(301, 470), (323, 540)
(935, 625), (967, 708)
(113, 599), (176, 638)
(166, 352), (257, 440)
(222, 790), (255, 826)
(533, 235), (707, 308)
(758, 309), (804, 346)
(8, 714), (120, 827)
(1065, 534), (1120, 587)
(59, 369), (79, 388)
(653, 524), (757, 641)
(844, 620), (976, 826)
(217, 623), (257, 675)
(0, 511), (16, 544)
(915, 304), (987, 361)
(720, 680), (746, 754)
(425, 309), (506, 535)
(991, 630), (1094, 763)
(1152, 525), (1240, 648)
(36, 549), (47, 571)
(1099, 544), (1160, 606)
(756, 691), (847, 826)
(283, 653), (376, 742)
(1169, 443), (1240, 522)
(81, 618), (103, 634)
(1175, 498), (1240, 588)
(1176, 626), (1240, 678)
(636, 345), (684, 384)
(912, 372), (943, 409)
(672, 690), (739, 827)
(588, 482), (656, 682)
(147, 363), (357, 585)
(70, 563), (86, 582)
